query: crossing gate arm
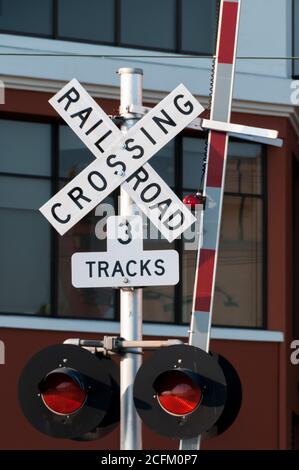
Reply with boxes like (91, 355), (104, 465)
(179, 0), (242, 451)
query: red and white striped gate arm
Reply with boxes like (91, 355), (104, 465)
(180, 0), (242, 450)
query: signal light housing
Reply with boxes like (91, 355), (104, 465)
(18, 344), (119, 440)
(134, 344), (228, 439)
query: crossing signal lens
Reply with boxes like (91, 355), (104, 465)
(40, 369), (86, 415)
(154, 370), (202, 416)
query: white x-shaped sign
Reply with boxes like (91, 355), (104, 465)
(40, 79), (204, 242)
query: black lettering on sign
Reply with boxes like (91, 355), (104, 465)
(154, 259), (165, 276)
(140, 183), (161, 203)
(163, 209), (184, 230)
(112, 261), (125, 277)
(126, 167), (149, 190)
(68, 187), (91, 209)
(141, 259), (151, 276)
(98, 261), (109, 277)
(85, 119), (103, 136)
(86, 261), (96, 278)
(117, 221), (132, 245)
(106, 154), (126, 175)
(125, 138), (145, 159)
(126, 260), (137, 276)
(173, 94), (194, 115)
(152, 109), (176, 135)
(140, 127), (156, 145)
(94, 130), (113, 153)
(149, 198), (172, 220)
(70, 107), (93, 128)
(51, 203), (71, 224)
(57, 86), (80, 111)
(88, 171), (107, 191)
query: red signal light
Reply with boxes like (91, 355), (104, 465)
(183, 194), (200, 209)
(183, 192), (205, 210)
(153, 370), (202, 416)
(40, 369), (86, 415)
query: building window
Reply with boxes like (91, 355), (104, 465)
(0, 0), (53, 36)
(0, 118), (265, 328)
(0, 119), (52, 315)
(120, 0), (177, 51)
(181, 139), (265, 328)
(58, 0), (115, 44)
(0, 0), (218, 55)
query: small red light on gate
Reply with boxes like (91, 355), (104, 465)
(153, 370), (202, 416)
(183, 194), (200, 209)
(183, 192), (205, 210)
(40, 369), (86, 415)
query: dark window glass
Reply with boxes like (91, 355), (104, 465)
(150, 140), (175, 187)
(143, 236), (176, 323)
(0, 0), (52, 35)
(0, 176), (51, 314)
(181, 0), (218, 54)
(225, 142), (262, 195)
(214, 195), (263, 327)
(120, 0), (176, 50)
(58, 0), (115, 43)
(183, 137), (205, 190)
(59, 125), (94, 179)
(0, 120), (52, 315)
(0, 120), (52, 176)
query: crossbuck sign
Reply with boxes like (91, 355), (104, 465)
(40, 79), (203, 242)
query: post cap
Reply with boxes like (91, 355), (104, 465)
(117, 67), (143, 76)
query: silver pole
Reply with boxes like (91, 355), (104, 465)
(118, 67), (143, 451)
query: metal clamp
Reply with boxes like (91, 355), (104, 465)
(64, 337), (183, 355)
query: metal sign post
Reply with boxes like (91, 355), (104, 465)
(118, 68), (143, 450)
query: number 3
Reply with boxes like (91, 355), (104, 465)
(117, 220), (132, 245)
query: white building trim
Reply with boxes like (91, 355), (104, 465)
(0, 315), (284, 343)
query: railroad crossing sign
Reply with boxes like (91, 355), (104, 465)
(40, 78), (281, 244)
(72, 215), (179, 288)
(40, 80), (202, 242)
